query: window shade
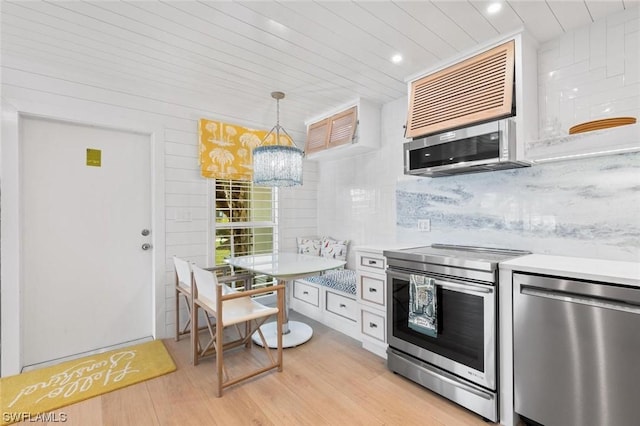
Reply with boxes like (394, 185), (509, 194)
(199, 119), (293, 180)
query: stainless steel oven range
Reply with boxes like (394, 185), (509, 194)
(384, 244), (529, 422)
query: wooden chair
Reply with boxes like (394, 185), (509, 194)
(191, 264), (285, 397)
(173, 256), (231, 341)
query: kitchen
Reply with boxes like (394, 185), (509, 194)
(1, 1), (639, 425)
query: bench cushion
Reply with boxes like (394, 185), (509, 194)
(305, 269), (357, 295)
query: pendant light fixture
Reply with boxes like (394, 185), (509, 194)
(252, 91), (304, 187)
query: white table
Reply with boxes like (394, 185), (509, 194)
(225, 253), (346, 348)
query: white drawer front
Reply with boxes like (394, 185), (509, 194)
(360, 255), (385, 270)
(360, 275), (385, 306)
(361, 310), (385, 342)
(293, 281), (319, 307)
(325, 291), (357, 321)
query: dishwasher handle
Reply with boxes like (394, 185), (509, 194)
(520, 284), (640, 315)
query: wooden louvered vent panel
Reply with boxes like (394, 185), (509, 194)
(327, 106), (358, 149)
(305, 118), (330, 155)
(305, 106), (358, 154)
(406, 40), (515, 139)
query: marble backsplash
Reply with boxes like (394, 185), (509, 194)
(396, 152), (640, 262)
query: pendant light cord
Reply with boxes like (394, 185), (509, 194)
(275, 96), (281, 146)
(262, 91), (294, 147)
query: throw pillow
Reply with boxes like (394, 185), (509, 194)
(297, 237), (321, 256)
(320, 237), (349, 261)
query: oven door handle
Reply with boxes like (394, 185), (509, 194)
(389, 349), (494, 400)
(435, 280), (493, 294)
(419, 364), (493, 400)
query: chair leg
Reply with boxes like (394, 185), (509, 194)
(245, 321), (251, 348)
(192, 302), (199, 366)
(215, 317), (224, 397)
(175, 288), (180, 342)
(176, 291), (194, 342)
(181, 294), (192, 335)
(277, 286), (284, 371)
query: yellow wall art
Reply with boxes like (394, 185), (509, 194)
(199, 118), (293, 181)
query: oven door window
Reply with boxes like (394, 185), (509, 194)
(391, 275), (486, 372)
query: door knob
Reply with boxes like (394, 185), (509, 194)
(141, 229), (150, 236)
(141, 243), (152, 251)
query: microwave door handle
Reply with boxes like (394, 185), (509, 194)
(434, 280), (493, 294)
(404, 149), (411, 173)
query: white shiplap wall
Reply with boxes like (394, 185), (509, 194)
(163, 127), (209, 337)
(279, 160), (320, 253)
(0, 55), (312, 342)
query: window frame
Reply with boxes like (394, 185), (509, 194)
(209, 179), (279, 291)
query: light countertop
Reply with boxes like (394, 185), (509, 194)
(500, 254), (640, 287)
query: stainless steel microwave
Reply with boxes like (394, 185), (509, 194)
(403, 119), (530, 177)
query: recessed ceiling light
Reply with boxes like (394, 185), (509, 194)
(487, 2), (502, 15)
(391, 54), (403, 64)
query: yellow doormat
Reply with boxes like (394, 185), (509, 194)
(0, 340), (176, 425)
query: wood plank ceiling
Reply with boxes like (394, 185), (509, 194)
(1, 1), (634, 141)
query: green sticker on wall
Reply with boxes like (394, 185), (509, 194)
(86, 148), (101, 167)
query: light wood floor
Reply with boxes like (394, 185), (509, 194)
(20, 313), (494, 425)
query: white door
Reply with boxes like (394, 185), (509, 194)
(21, 117), (153, 368)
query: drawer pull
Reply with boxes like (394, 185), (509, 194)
(368, 260), (377, 265)
(368, 288), (377, 292)
(303, 291), (309, 295)
(369, 322), (377, 328)
(339, 303), (347, 308)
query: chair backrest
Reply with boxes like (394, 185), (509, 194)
(192, 265), (236, 307)
(173, 256), (192, 289)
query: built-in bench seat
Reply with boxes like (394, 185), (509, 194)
(290, 236), (360, 340)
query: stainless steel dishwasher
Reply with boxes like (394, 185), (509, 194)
(513, 272), (640, 426)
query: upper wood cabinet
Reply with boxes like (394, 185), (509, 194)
(327, 106), (358, 149)
(406, 41), (515, 139)
(305, 106), (357, 155)
(405, 32), (538, 147)
(306, 118), (331, 154)
(305, 99), (380, 160)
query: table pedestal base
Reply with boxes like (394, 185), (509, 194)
(252, 321), (313, 348)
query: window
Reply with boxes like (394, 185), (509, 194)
(214, 179), (277, 289)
